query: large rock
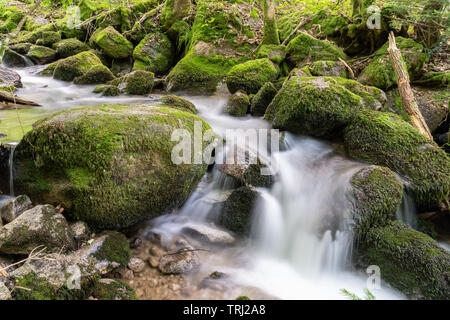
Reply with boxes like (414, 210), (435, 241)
(2, 48), (31, 68)
(13, 105), (213, 230)
(133, 32), (175, 75)
(358, 37), (427, 90)
(158, 245), (199, 274)
(308, 60), (349, 78)
(26, 45), (56, 65)
(0, 205), (76, 255)
(108, 70), (154, 95)
(250, 82), (278, 117)
(0, 66), (22, 89)
(0, 282), (11, 300)
(52, 38), (90, 59)
(265, 76), (387, 138)
(225, 91), (250, 117)
(0, 194), (32, 224)
(344, 110), (450, 211)
(73, 65), (116, 85)
(92, 26), (133, 59)
(181, 224), (236, 245)
(158, 95), (197, 114)
(226, 58), (278, 94)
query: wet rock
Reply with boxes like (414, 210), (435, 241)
(0, 205), (76, 255)
(35, 31), (61, 48)
(93, 84), (120, 96)
(225, 91), (250, 117)
(0, 195), (32, 224)
(0, 66), (22, 89)
(250, 82), (278, 117)
(92, 26), (133, 59)
(158, 247), (200, 275)
(108, 70), (154, 95)
(133, 32), (175, 75)
(73, 65), (116, 85)
(182, 224), (236, 245)
(70, 221), (90, 243)
(148, 256), (159, 268)
(128, 257), (145, 273)
(0, 281), (11, 300)
(2, 48), (30, 68)
(26, 45), (56, 65)
(159, 95), (197, 114)
(52, 38), (90, 59)
(92, 278), (138, 300)
(199, 271), (228, 291)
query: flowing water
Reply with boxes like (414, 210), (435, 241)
(0, 65), (408, 299)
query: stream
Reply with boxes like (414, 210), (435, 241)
(0, 66), (407, 299)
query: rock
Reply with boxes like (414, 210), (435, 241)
(10, 231), (130, 300)
(70, 221), (90, 243)
(148, 256), (159, 268)
(344, 110), (450, 211)
(26, 45), (56, 65)
(0, 194), (32, 224)
(356, 221), (450, 299)
(225, 91), (250, 117)
(13, 105), (213, 230)
(92, 278), (138, 300)
(108, 70), (154, 95)
(0, 66), (22, 89)
(8, 43), (32, 55)
(128, 257), (145, 273)
(350, 166), (404, 237)
(219, 186), (260, 235)
(158, 247), (199, 274)
(308, 60), (349, 78)
(226, 59), (278, 94)
(286, 33), (346, 67)
(93, 84), (120, 96)
(133, 32), (175, 75)
(52, 38), (90, 59)
(73, 65), (116, 85)
(92, 26), (133, 59)
(255, 45), (286, 64)
(0, 205), (76, 255)
(0, 281), (11, 300)
(40, 51), (103, 81)
(358, 37), (427, 90)
(265, 76), (387, 138)
(182, 224), (236, 245)
(414, 72), (450, 88)
(250, 82), (278, 117)
(2, 48), (30, 68)
(35, 31), (61, 47)
(111, 58), (133, 77)
(159, 95), (197, 114)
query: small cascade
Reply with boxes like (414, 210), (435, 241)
(396, 190), (417, 229)
(8, 142), (18, 196)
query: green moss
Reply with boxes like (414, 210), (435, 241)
(26, 45), (56, 65)
(11, 23), (56, 44)
(250, 82), (278, 117)
(73, 65), (116, 85)
(50, 51), (103, 81)
(93, 231), (130, 267)
(52, 38), (89, 59)
(236, 296), (251, 300)
(414, 72), (450, 88)
(93, 26), (133, 59)
(109, 70), (154, 95)
(308, 60), (348, 78)
(35, 31), (61, 47)
(0, 11), (24, 33)
(255, 45), (286, 64)
(93, 84), (120, 96)
(226, 58), (278, 94)
(132, 32), (175, 75)
(286, 33), (346, 67)
(161, 0), (193, 30)
(226, 91), (250, 117)
(358, 221), (450, 299)
(92, 279), (138, 300)
(277, 12), (303, 44)
(344, 110), (450, 211)
(261, 0), (280, 45)
(220, 186), (258, 235)
(305, 10), (350, 38)
(159, 95), (197, 114)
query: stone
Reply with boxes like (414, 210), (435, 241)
(0, 195), (32, 224)
(128, 257), (146, 273)
(181, 224), (236, 245)
(0, 66), (22, 89)
(158, 246), (199, 274)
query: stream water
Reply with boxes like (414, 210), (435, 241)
(0, 65), (408, 299)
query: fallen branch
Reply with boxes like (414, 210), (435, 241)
(12, 0), (44, 38)
(0, 90), (40, 110)
(338, 57), (355, 79)
(281, 16), (312, 46)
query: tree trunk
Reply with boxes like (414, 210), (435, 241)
(261, 0), (280, 45)
(415, 0), (447, 47)
(387, 32), (433, 140)
(161, 0), (193, 30)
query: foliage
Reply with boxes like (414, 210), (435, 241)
(340, 288), (376, 300)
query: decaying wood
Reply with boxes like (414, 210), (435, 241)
(0, 90), (40, 110)
(338, 57), (355, 79)
(387, 32), (433, 140)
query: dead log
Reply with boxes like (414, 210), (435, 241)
(387, 32), (433, 140)
(0, 90), (40, 110)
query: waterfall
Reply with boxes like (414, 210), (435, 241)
(396, 190), (417, 229)
(8, 143), (17, 196)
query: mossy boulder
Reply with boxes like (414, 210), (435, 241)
(8, 43), (32, 55)
(0, 205), (76, 255)
(308, 60), (349, 78)
(92, 26), (133, 59)
(250, 82), (278, 117)
(286, 33), (346, 67)
(26, 45), (56, 65)
(10, 23), (56, 45)
(344, 110), (450, 211)
(0, 10), (24, 33)
(13, 105), (213, 230)
(350, 166), (404, 238)
(225, 91), (250, 117)
(265, 76), (386, 138)
(226, 58), (278, 94)
(159, 95), (197, 114)
(92, 279), (138, 300)
(93, 84), (120, 96)
(414, 72), (450, 88)
(43, 51), (103, 82)
(2, 48), (30, 68)
(108, 70), (154, 95)
(161, 0), (194, 30)
(356, 221), (450, 299)
(255, 45), (286, 65)
(73, 65), (116, 85)
(132, 32), (175, 75)
(35, 31), (61, 47)
(52, 38), (90, 59)
(358, 37), (427, 90)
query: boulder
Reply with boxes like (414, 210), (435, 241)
(308, 60), (349, 78)
(0, 282), (11, 300)
(0, 194), (32, 224)
(133, 32), (175, 75)
(226, 58), (278, 94)
(225, 91), (250, 117)
(108, 70), (154, 95)
(0, 205), (76, 255)
(0, 66), (22, 89)
(250, 82), (277, 117)
(2, 48), (31, 68)
(358, 37), (427, 90)
(159, 95), (197, 114)
(70, 221), (90, 243)
(181, 224), (236, 245)
(93, 84), (120, 96)
(128, 257), (145, 273)
(73, 65), (116, 85)
(26, 45), (56, 65)
(92, 26), (133, 59)
(52, 38), (90, 59)
(13, 105), (213, 230)
(255, 45), (286, 64)
(8, 43), (32, 55)
(35, 31), (61, 47)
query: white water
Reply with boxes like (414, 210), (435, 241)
(1, 66), (406, 299)
(8, 142), (17, 196)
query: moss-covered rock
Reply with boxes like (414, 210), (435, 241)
(13, 105), (213, 230)
(35, 31), (61, 48)
(26, 45), (56, 65)
(286, 33), (346, 67)
(225, 91), (250, 117)
(132, 32), (175, 75)
(350, 166), (404, 238)
(255, 45), (286, 64)
(9, 43), (32, 55)
(93, 84), (120, 96)
(0, 10), (25, 33)
(108, 70), (154, 95)
(2, 48), (30, 68)
(250, 82), (278, 117)
(45, 51), (103, 82)
(92, 26), (133, 59)
(414, 72), (450, 88)
(159, 95), (197, 114)
(308, 60), (349, 78)
(226, 58), (278, 94)
(52, 38), (90, 59)
(73, 65), (116, 85)
(265, 76), (386, 138)
(92, 279), (138, 300)
(356, 221), (450, 299)
(358, 37), (427, 90)
(161, 0), (194, 30)
(10, 23), (56, 45)
(0, 205), (76, 255)
(344, 110), (450, 211)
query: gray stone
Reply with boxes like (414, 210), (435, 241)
(128, 257), (145, 273)
(0, 281), (11, 300)
(70, 221), (90, 243)
(182, 224), (236, 245)
(158, 246), (199, 274)
(0, 66), (22, 88)
(0, 195), (32, 224)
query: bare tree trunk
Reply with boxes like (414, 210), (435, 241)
(261, 0), (280, 45)
(387, 32), (433, 140)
